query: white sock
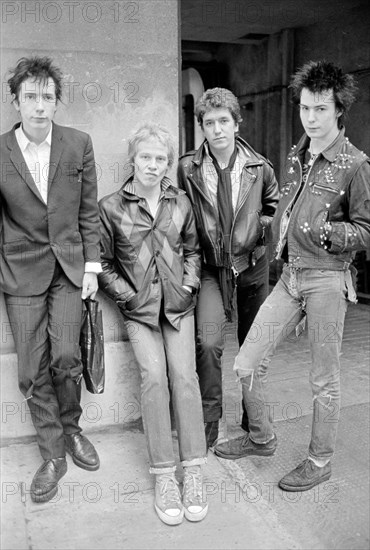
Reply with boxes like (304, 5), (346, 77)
(308, 456), (330, 468)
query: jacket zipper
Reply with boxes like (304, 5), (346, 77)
(311, 183), (339, 194)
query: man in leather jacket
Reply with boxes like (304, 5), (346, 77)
(99, 123), (208, 525)
(178, 88), (279, 448)
(215, 61), (370, 492)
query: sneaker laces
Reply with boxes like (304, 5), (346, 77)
(183, 468), (204, 512)
(156, 474), (182, 515)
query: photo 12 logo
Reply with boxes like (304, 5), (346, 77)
(2, 1), (140, 24)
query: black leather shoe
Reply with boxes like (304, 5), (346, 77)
(214, 434), (277, 460)
(65, 433), (100, 471)
(31, 458), (67, 503)
(279, 459), (331, 492)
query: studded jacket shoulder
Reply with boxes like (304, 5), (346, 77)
(269, 128), (370, 270)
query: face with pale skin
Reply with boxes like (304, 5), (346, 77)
(299, 88), (342, 149)
(201, 107), (238, 159)
(133, 138), (170, 193)
(13, 77), (58, 143)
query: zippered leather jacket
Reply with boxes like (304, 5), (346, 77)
(98, 175), (201, 329)
(270, 128), (370, 269)
(178, 137), (279, 274)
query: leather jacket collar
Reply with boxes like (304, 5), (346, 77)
(191, 136), (264, 168)
(295, 127), (347, 163)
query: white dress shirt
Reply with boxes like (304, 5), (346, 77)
(15, 125), (51, 203)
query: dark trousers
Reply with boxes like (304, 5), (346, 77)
(5, 262), (83, 459)
(195, 254), (269, 425)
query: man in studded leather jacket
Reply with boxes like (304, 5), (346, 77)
(215, 61), (370, 491)
(214, 61), (370, 492)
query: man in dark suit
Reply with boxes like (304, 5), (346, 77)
(0, 56), (101, 503)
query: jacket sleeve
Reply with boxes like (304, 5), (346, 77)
(98, 202), (136, 303)
(79, 135), (101, 264)
(329, 160), (370, 254)
(181, 198), (201, 289)
(260, 162), (279, 229)
(177, 160), (188, 192)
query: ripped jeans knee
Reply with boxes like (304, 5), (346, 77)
(236, 359), (269, 390)
(313, 392), (333, 409)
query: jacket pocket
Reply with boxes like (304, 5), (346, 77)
(166, 281), (193, 314)
(310, 182), (340, 195)
(248, 211), (264, 248)
(64, 165), (83, 183)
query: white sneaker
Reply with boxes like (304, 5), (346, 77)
(182, 466), (208, 522)
(154, 473), (184, 525)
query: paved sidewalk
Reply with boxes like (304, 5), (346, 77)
(1, 303), (369, 550)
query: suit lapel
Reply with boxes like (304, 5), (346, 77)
(48, 123), (63, 192)
(7, 127), (44, 203)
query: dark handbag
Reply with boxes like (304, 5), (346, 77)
(80, 298), (105, 394)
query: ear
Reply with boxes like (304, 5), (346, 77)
(234, 122), (239, 133)
(12, 94), (20, 112)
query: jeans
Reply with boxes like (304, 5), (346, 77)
(125, 312), (207, 472)
(196, 254), (269, 423)
(235, 264), (352, 460)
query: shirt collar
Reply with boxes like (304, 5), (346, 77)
(296, 127), (346, 163)
(124, 175), (172, 197)
(15, 124), (53, 152)
(319, 127), (346, 162)
(204, 141), (251, 163)
(203, 141), (249, 167)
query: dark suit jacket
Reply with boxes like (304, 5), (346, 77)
(0, 122), (101, 296)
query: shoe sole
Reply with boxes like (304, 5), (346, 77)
(66, 448), (100, 471)
(279, 472), (331, 492)
(154, 504), (184, 526)
(214, 448), (277, 460)
(184, 503), (209, 522)
(31, 484), (59, 503)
